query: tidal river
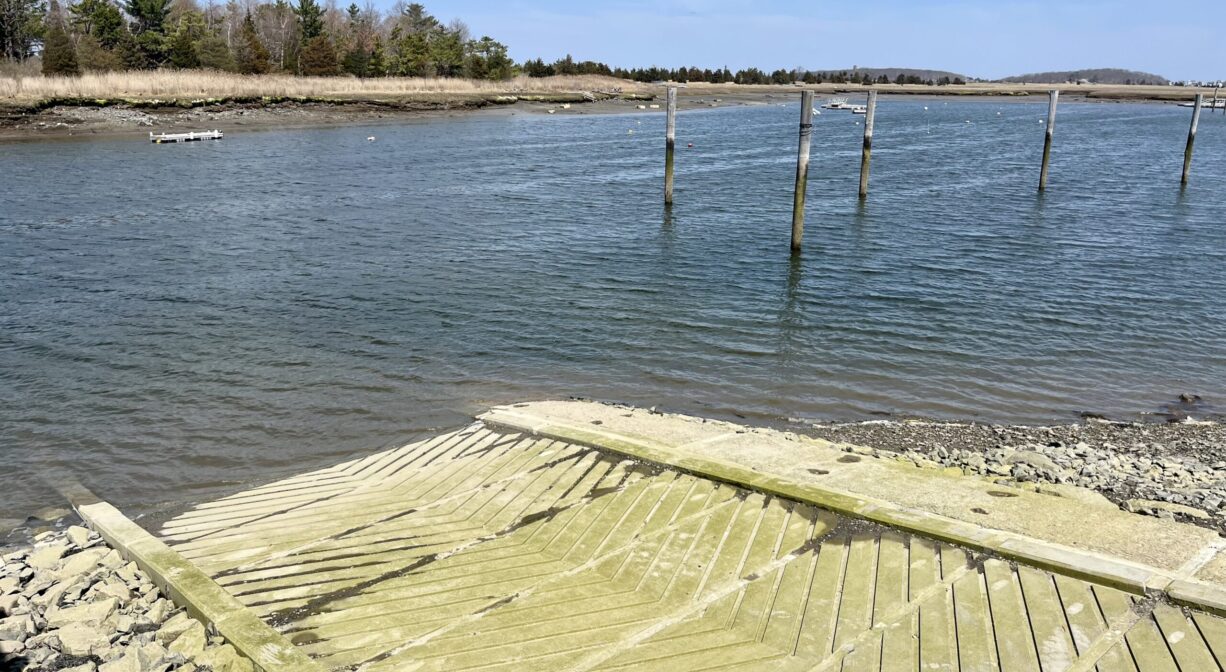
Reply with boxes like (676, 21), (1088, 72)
(2, 99), (1224, 527)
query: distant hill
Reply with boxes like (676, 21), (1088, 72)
(822, 67), (973, 82)
(999, 69), (1168, 85)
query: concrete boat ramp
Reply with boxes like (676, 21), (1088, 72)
(76, 400), (1226, 671)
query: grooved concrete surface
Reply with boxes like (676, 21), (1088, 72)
(160, 423), (1226, 671)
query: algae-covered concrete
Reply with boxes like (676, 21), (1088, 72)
(145, 407), (1226, 671)
(482, 401), (1223, 583)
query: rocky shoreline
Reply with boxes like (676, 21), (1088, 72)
(802, 417), (1226, 533)
(1, 524), (252, 672)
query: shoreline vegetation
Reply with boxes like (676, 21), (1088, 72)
(2, 0), (1218, 139)
(1, 72), (1220, 140)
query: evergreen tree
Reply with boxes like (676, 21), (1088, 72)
(366, 35), (385, 76)
(234, 10), (271, 73)
(194, 31), (233, 70)
(114, 29), (147, 68)
(394, 28), (427, 75)
(462, 35), (509, 80)
(75, 33), (122, 70)
(41, 2), (79, 75)
(69, 0), (124, 48)
(167, 12), (204, 68)
(341, 44), (367, 76)
(123, 0), (170, 33)
(299, 33), (337, 74)
(294, 0), (322, 40)
(429, 26), (463, 76)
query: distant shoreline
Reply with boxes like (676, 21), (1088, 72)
(1, 77), (1216, 142)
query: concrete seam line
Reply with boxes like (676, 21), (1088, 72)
(75, 500), (327, 672)
(479, 413), (1204, 606)
(1175, 537), (1226, 579)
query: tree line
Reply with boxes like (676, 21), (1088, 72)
(522, 57), (966, 86)
(3, 0), (969, 87)
(6, 0), (513, 78)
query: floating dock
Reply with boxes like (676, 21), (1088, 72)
(78, 400), (1226, 671)
(150, 130), (223, 144)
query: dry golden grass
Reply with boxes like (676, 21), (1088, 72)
(0, 70), (650, 103)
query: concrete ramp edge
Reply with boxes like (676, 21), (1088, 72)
(75, 501), (327, 672)
(481, 403), (1226, 616)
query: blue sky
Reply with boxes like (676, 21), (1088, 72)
(408, 0), (1224, 81)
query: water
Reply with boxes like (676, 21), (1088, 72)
(2, 99), (1225, 526)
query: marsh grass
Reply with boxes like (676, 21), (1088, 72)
(0, 71), (650, 103)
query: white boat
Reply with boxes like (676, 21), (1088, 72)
(1179, 99), (1226, 109)
(851, 106), (868, 115)
(821, 97), (852, 110)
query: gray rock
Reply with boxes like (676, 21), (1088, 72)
(0, 615), (34, 641)
(66, 526), (93, 549)
(28, 542), (70, 570)
(57, 548), (111, 579)
(196, 642), (255, 672)
(57, 621), (110, 656)
(47, 597), (118, 628)
(1125, 498), (1211, 520)
(167, 620), (206, 659)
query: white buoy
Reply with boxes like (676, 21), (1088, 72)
(367, 136), (375, 142)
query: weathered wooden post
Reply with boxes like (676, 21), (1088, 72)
(1038, 90), (1059, 192)
(858, 90), (878, 199)
(1182, 93), (1203, 186)
(664, 86), (677, 205)
(791, 90), (815, 252)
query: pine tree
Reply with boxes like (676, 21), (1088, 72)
(167, 13), (204, 68)
(70, 0), (125, 48)
(366, 35), (385, 76)
(75, 33), (123, 70)
(295, 0), (323, 41)
(41, 2), (80, 75)
(341, 46), (367, 76)
(234, 11), (271, 73)
(300, 33), (337, 75)
(194, 32), (233, 70)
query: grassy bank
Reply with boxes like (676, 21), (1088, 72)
(1, 71), (1216, 108)
(0, 72), (651, 106)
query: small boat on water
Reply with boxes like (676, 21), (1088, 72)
(851, 106), (868, 115)
(1179, 99), (1226, 109)
(821, 97), (852, 110)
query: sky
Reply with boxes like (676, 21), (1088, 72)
(396, 0), (1225, 82)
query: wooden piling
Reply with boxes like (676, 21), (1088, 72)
(791, 90), (815, 252)
(1182, 93), (1203, 186)
(1038, 90), (1059, 192)
(858, 90), (878, 199)
(664, 87), (677, 205)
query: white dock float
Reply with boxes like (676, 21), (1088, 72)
(150, 130), (223, 144)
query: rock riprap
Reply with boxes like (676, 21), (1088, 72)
(1, 524), (254, 672)
(805, 419), (1226, 530)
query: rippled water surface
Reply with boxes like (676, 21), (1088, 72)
(3, 99), (1225, 524)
